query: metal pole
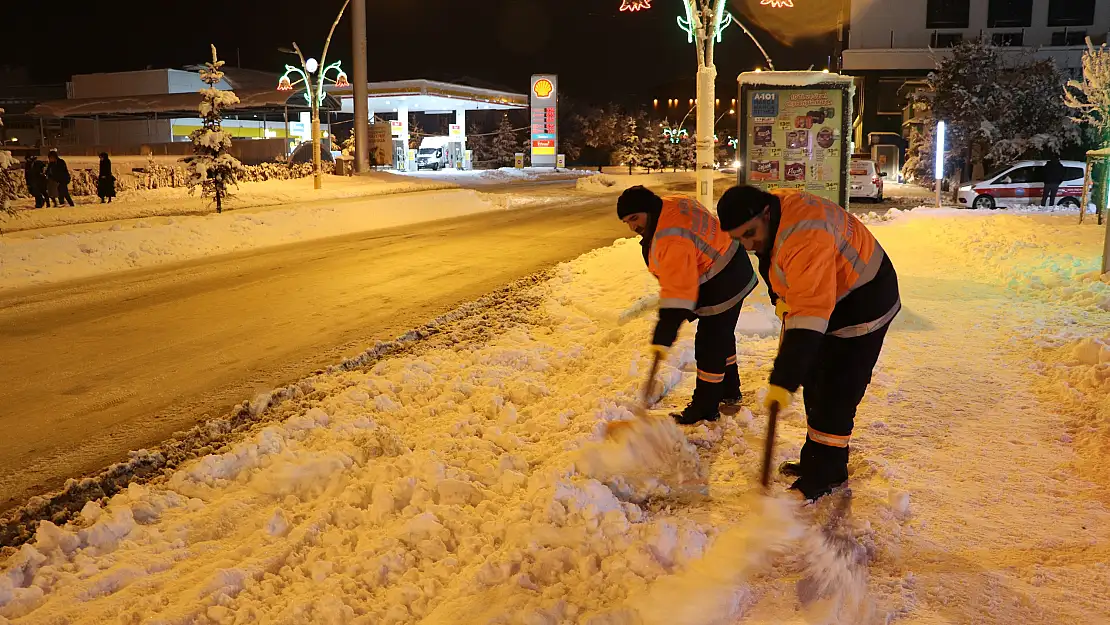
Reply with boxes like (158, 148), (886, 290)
(352, 0), (369, 173)
(1103, 209), (1110, 273)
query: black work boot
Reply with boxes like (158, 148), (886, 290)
(788, 440), (849, 501)
(671, 378), (722, 425)
(779, 461), (803, 477)
(671, 400), (720, 425)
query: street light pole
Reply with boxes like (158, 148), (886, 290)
(282, 0), (351, 190)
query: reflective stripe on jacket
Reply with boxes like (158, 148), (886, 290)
(769, 189), (899, 337)
(648, 195), (757, 317)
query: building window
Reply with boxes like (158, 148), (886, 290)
(931, 32), (964, 48)
(992, 32), (1025, 46)
(1048, 0), (1095, 27)
(877, 79), (913, 115)
(1051, 30), (1087, 46)
(988, 0), (1033, 28)
(926, 0), (970, 28)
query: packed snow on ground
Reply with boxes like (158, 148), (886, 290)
(402, 167), (598, 185)
(575, 170), (734, 195)
(0, 189), (512, 290)
(3, 212), (1110, 624)
(2, 172), (459, 233)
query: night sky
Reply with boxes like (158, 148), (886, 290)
(3, 0), (838, 106)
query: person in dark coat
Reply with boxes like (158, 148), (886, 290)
(97, 153), (116, 203)
(1042, 157), (1067, 207)
(24, 155), (49, 208)
(46, 150), (74, 207)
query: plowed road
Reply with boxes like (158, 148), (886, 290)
(0, 195), (629, 511)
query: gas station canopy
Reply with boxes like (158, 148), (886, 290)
(328, 79), (527, 115)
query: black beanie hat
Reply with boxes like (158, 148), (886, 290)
(617, 185), (663, 219)
(717, 185), (775, 231)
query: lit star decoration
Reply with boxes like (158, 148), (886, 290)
(620, 0), (652, 11)
(760, 0), (794, 7)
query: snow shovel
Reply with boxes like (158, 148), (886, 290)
(605, 350), (664, 437)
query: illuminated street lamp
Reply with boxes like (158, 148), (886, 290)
(935, 120), (946, 208)
(277, 0), (352, 190)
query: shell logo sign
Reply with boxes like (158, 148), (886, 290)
(533, 79), (554, 99)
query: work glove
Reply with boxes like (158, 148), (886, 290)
(648, 344), (669, 361)
(763, 384), (793, 411)
(774, 299), (791, 323)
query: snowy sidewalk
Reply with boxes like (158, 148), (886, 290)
(2, 212), (1109, 623)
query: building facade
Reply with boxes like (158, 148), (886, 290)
(843, 0), (1110, 149)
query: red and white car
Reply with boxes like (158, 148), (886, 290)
(957, 160), (1087, 210)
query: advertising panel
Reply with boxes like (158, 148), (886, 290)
(739, 75), (852, 207)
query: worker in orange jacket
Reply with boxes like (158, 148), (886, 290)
(617, 186), (758, 424)
(717, 186), (900, 500)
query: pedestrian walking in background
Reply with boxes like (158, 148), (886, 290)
(24, 155), (48, 208)
(97, 153), (116, 203)
(46, 149), (74, 207)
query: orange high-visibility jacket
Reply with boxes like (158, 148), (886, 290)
(648, 195), (757, 317)
(768, 189), (900, 339)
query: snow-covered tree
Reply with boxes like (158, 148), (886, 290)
(921, 38), (1076, 178)
(489, 115), (519, 167)
(679, 133), (696, 171)
(925, 39), (1003, 176)
(187, 45), (242, 214)
(902, 112), (937, 182)
(616, 115), (645, 174)
(662, 128), (681, 171)
(1065, 37), (1110, 146)
(466, 121), (490, 163)
(640, 122), (662, 172)
(0, 108), (16, 217)
(989, 58), (1077, 164)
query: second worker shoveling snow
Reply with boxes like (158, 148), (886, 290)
(591, 183), (902, 622)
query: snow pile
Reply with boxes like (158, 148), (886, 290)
(5, 212), (1110, 623)
(574, 171), (733, 195)
(1, 172), (460, 233)
(0, 237), (776, 624)
(0, 189), (507, 290)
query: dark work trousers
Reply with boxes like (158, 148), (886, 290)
(795, 323), (891, 493)
(690, 300), (743, 411)
(57, 183), (75, 207)
(1042, 184), (1060, 207)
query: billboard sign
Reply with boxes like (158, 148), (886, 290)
(739, 74), (852, 207)
(530, 74), (558, 167)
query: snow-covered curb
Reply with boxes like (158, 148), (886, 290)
(0, 189), (516, 291)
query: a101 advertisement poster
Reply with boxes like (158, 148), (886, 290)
(745, 88), (844, 204)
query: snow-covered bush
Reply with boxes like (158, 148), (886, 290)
(0, 107), (17, 216)
(187, 46), (243, 214)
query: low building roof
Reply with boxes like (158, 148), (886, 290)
(27, 88), (338, 120)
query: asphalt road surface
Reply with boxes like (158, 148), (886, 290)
(0, 197), (629, 512)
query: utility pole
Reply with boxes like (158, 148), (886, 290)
(351, 0), (369, 173)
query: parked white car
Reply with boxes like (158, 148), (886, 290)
(849, 159), (884, 202)
(957, 160), (1087, 210)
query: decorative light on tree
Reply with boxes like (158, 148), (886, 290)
(620, 0), (652, 10)
(678, 0), (732, 43)
(760, 0), (794, 6)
